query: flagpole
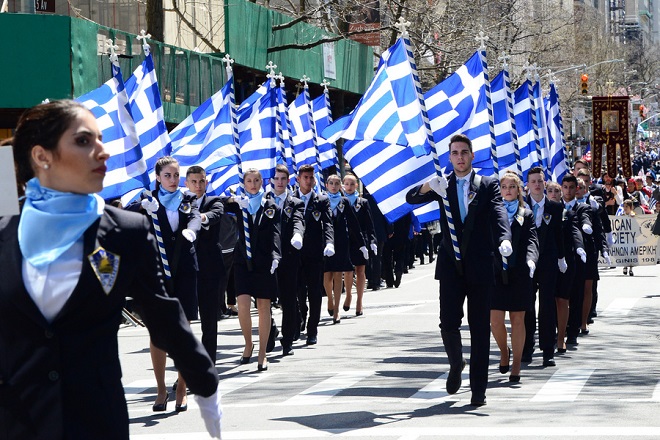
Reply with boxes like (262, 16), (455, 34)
(276, 72), (296, 183)
(500, 52), (522, 176)
(224, 54), (253, 268)
(524, 62), (543, 170)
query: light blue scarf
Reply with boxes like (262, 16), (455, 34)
(247, 188), (265, 215)
(577, 196), (587, 204)
(327, 191), (342, 211)
(503, 199), (519, 221)
(18, 178), (105, 268)
(158, 187), (184, 212)
(345, 191), (359, 206)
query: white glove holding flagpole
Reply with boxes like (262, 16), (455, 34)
(194, 388), (222, 439)
(577, 248), (587, 263)
(182, 229), (196, 243)
(428, 176), (449, 197)
(360, 246), (369, 260)
(270, 259), (279, 274)
(527, 260), (536, 278)
(290, 233), (303, 250)
(558, 257), (568, 273)
(236, 196), (249, 210)
(370, 243), (378, 255)
(603, 251), (612, 266)
(141, 197), (159, 214)
(498, 240), (513, 257)
(323, 243), (335, 257)
(582, 223), (593, 235)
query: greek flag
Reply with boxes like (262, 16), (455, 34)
(546, 83), (569, 182)
(124, 48), (171, 185)
(489, 70), (517, 174)
(77, 62), (148, 201)
(275, 82), (294, 173)
(533, 80), (551, 179)
(513, 79), (539, 182)
(236, 79), (278, 179)
(207, 163), (240, 196)
(169, 78), (238, 183)
(312, 93), (338, 170)
(288, 92), (317, 171)
(322, 37), (433, 157)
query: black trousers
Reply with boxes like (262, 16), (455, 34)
(298, 260), (323, 338)
(567, 261), (586, 339)
(525, 257), (559, 356)
(366, 241), (385, 288)
(278, 253), (301, 348)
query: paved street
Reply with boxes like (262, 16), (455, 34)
(122, 261), (660, 439)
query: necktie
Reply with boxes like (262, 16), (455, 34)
(457, 179), (467, 222)
(533, 203), (539, 220)
(302, 195), (308, 203)
(275, 196), (282, 205)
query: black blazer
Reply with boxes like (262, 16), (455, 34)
(228, 198), (282, 273)
(295, 190), (334, 263)
(526, 196), (565, 264)
(266, 192), (305, 258)
(561, 202), (586, 263)
(0, 207), (217, 440)
(329, 196), (366, 256)
(496, 207), (539, 273)
(195, 195), (225, 267)
(352, 197), (377, 249)
(406, 172), (511, 280)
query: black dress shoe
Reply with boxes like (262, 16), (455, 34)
(521, 352), (533, 364)
(566, 337), (579, 346)
(266, 325), (279, 353)
(300, 320), (306, 332)
(239, 344), (255, 364)
(356, 310), (363, 317)
(152, 392), (169, 412)
(175, 402), (188, 412)
(509, 375), (520, 383)
(579, 328), (589, 336)
(333, 318), (341, 324)
(543, 357), (556, 367)
(257, 362), (268, 372)
(446, 359), (466, 394)
(556, 347), (567, 354)
(499, 347), (511, 374)
(306, 336), (317, 345)
(282, 345), (294, 356)
(470, 397), (486, 407)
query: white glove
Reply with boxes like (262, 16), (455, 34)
(582, 223), (593, 235)
(290, 232), (303, 250)
(370, 243), (378, 255)
(498, 240), (513, 257)
(428, 176), (449, 197)
(194, 389), (222, 439)
(236, 196), (249, 209)
(603, 251), (612, 266)
(577, 247), (587, 263)
(182, 228), (196, 243)
(558, 257), (568, 273)
(141, 197), (160, 214)
(527, 260), (536, 278)
(360, 245), (369, 260)
(606, 232), (614, 247)
(270, 259), (279, 274)
(323, 243), (335, 257)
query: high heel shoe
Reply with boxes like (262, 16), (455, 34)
(356, 310), (363, 316)
(499, 347), (511, 374)
(327, 309), (334, 317)
(152, 392), (169, 412)
(333, 318), (341, 324)
(509, 374), (520, 383)
(175, 397), (188, 412)
(343, 304), (350, 312)
(239, 344), (254, 364)
(257, 361), (268, 372)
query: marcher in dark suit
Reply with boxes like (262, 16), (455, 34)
(0, 100), (221, 439)
(523, 167), (565, 367)
(295, 164), (334, 346)
(383, 213), (411, 288)
(228, 169), (281, 371)
(127, 156), (201, 412)
(185, 166), (226, 364)
(364, 188), (390, 290)
(559, 174), (591, 349)
(267, 164), (305, 356)
(406, 134), (512, 406)
(490, 171), (539, 383)
(343, 173), (377, 316)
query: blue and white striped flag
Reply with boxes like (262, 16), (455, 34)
(513, 79), (540, 182)
(322, 37), (434, 157)
(546, 83), (569, 182)
(275, 81), (294, 172)
(533, 80), (551, 179)
(312, 93), (338, 170)
(236, 80), (278, 179)
(77, 61), (148, 201)
(489, 70), (518, 174)
(169, 78), (238, 183)
(207, 163), (240, 196)
(124, 46), (171, 185)
(288, 92), (317, 171)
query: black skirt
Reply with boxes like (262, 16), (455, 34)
(233, 260), (278, 300)
(491, 267), (534, 312)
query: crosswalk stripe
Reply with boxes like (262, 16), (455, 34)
(651, 380), (660, 401)
(530, 368), (594, 402)
(219, 374), (269, 395)
(282, 371), (374, 405)
(409, 366), (470, 401)
(600, 298), (639, 317)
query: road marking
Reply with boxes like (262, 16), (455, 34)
(652, 380), (660, 401)
(530, 368), (594, 402)
(282, 371), (374, 405)
(219, 373), (269, 395)
(409, 366), (470, 401)
(600, 298), (639, 317)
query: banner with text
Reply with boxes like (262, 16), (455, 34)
(599, 214), (659, 267)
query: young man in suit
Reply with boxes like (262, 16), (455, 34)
(295, 164), (334, 346)
(185, 166), (226, 364)
(268, 164), (305, 355)
(406, 134), (512, 406)
(524, 167), (566, 367)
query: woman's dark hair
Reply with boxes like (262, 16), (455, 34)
(154, 156), (180, 191)
(12, 100), (91, 188)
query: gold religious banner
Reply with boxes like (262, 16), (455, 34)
(592, 96), (632, 178)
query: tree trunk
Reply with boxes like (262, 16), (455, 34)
(146, 0), (165, 42)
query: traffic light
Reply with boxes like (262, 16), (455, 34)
(639, 104), (645, 118)
(580, 74), (589, 95)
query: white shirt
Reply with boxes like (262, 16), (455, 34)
(300, 191), (312, 210)
(23, 238), (83, 323)
(165, 208), (179, 232)
(456, 172), (472, 211)
(530, 196), (545, 228)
